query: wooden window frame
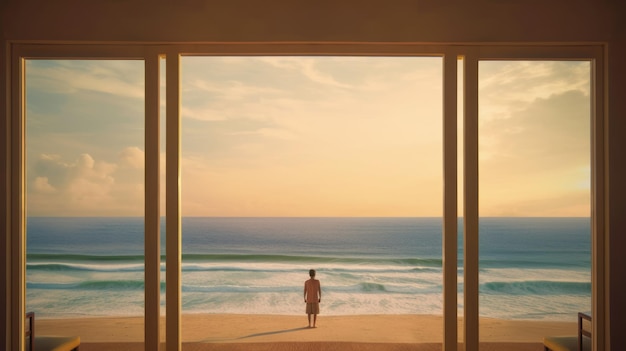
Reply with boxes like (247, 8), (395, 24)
(5, 42), (607, 351)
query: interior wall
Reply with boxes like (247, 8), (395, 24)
(0, 0), (617, 43)
(2, 0), (625, 350)
(1, 31), (9, 351)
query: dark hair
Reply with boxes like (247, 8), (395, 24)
(309, 269), (316, 277)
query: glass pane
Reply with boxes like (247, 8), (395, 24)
(25, 60), (146, 347)
(180, 56), (444, 344)
(478, 61), (591, 347)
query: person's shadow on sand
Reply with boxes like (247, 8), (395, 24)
(197, 326), (313, 342)
(237, 326), (311, 340)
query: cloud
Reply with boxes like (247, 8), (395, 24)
(33, 177), (56, 193)
(27, 152), (144, 216)
(478, 62), (591, 217)
(258, 57), (353, 88)
(479, 61), (590, 123)
(26, 60), (145, 164)
(185, 78), (284, 101)
(297, 59), (353, 88)
(24, 60), (146, 216)
(26, 60), (144, 99)
(119, 146), (145, 169)
(480, 89), (590, 167)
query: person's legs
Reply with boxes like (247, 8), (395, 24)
(306, 302), (319, 327)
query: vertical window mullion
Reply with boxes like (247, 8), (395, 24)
(591, 51), (607, 351)
(12, 49), (26, 351)
(463, 51), (479, 351)
(145, 52), (162, 351)
(165, 52), (182, 351)
(443, 52), (459, 351)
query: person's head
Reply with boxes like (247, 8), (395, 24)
(309, 269), (316, 277)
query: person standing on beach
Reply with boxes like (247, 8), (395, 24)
(304, 269), (321, 328)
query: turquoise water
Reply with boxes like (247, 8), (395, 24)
(26, 217), (590, 320)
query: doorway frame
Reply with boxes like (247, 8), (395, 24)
(4, 42), (607, 351)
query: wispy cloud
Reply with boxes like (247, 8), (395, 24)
(258, 57), (353, 88)
(27, 60), (144, 99)
(479, 61), (590, 122)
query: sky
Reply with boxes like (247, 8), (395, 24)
(25, 57), (590, 217)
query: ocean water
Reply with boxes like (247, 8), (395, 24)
(25, 217), (591, 321)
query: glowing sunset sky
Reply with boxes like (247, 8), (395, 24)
(25, 57), (590, 217)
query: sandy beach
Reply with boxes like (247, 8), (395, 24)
(34, 314), (577, 350)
